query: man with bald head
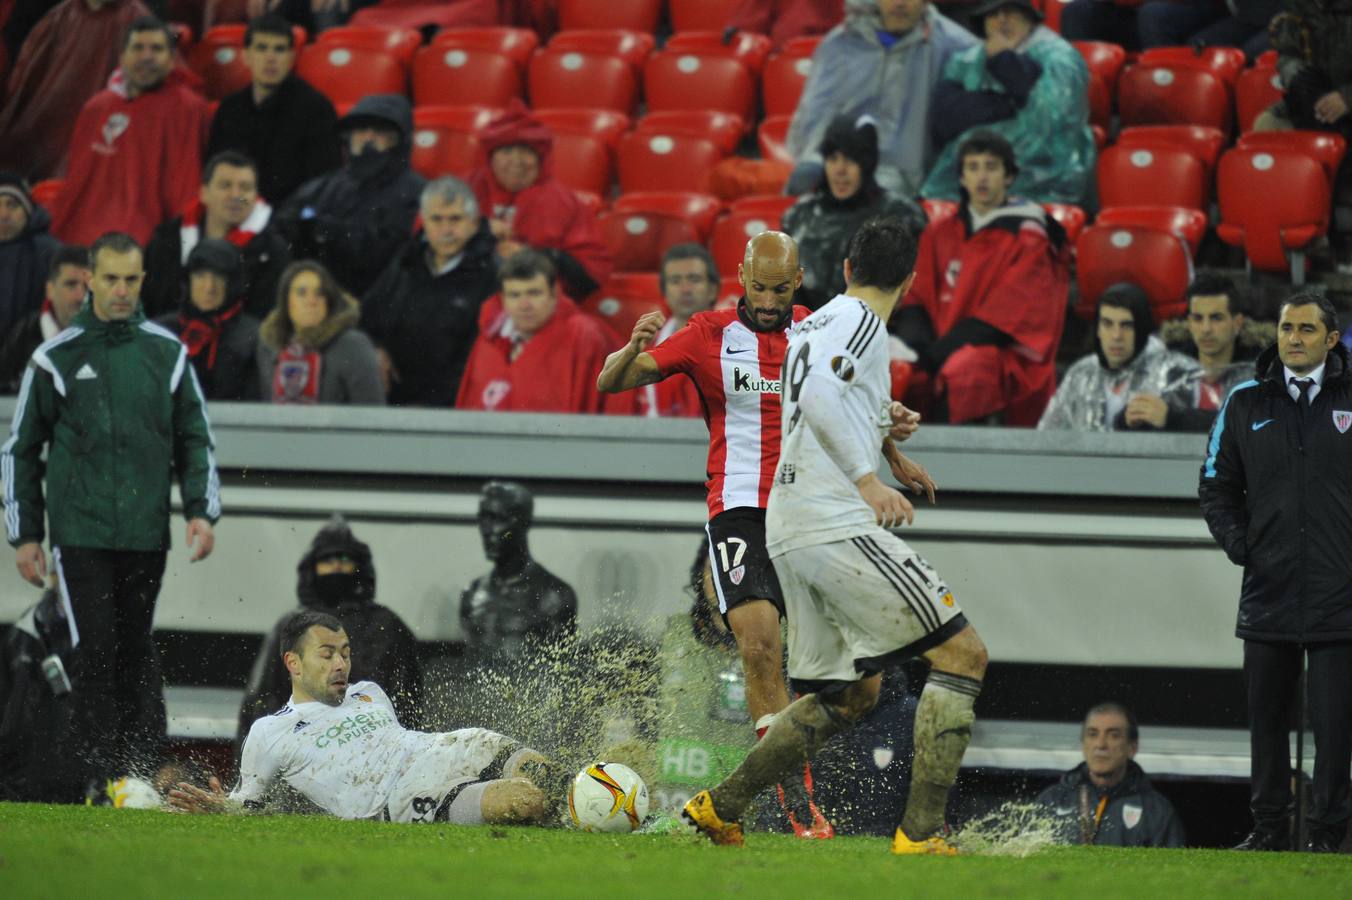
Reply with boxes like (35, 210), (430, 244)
(598, 231), (837, 838)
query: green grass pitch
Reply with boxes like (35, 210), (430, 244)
(2, 803), (1351, 899)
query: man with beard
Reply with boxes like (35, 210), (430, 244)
(275, 93), (425, 296)
(49, 17), (211, 245)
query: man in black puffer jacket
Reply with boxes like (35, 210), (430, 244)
(275, 94), (425, 297)
(1200, 289), (1352, 853)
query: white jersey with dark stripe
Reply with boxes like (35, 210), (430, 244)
(767, 294), (891, 556)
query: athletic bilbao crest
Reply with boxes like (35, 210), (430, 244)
(729, 564), (745, 585)
(872, 747), (894, 770)
(1334, 410), (1352, 434)
(94, 113), (130, 154)
(1122, 803), (1142, 830)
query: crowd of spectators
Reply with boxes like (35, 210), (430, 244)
(0, 0), (1346, 432)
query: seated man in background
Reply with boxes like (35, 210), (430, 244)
(153, 239), (262, 403)
(142, 151), (291, 320)
(897, 132), (1068, 425)
(1160, 272), (1270, 433)
(205, 14), (341, 208)
(1261, 1), (1352, 143)
(0, 173), (57, 335)
(785, 0), (976, 196)
(0, 244), (87, 393)
(1036, 702), (1186, 848)
(781, 114), (926, 311)
(276, 93), (425, 296)
(49, 16), (211, 246)
(1039, 284), (1201, 431)
(1059, 0), (1276, 59)
(641, 243), (721, 418)
(236, 514), (424, 744)
(921, 0), (1095, 205)
(456, 250), (636, 414)
(467, 101), (611, 302)
(173, 609), (559, 825)
(361, 176), (499, 407)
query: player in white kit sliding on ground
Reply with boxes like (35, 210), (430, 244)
(683, 216), (990, 854)
(168, 609), (561, 825)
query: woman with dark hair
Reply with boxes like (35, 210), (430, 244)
(255, 259), (385, 405)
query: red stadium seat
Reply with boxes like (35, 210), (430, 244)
(1235, 64), (1283, 133)
(297, 44), (406, 107)
(1118, 64), (1232, 132)
(762, 46), (815, 118)
(559, 0), (662, 31)
(546, 29), (656, 72)
(923, 199), (958, 223)
(1087, 72), (1111, 130)
(584, 274), (665, 335)
(30, 178), (63, 210)
(710, 208), (784, 275)
(731, 193), (797, 221)
(613, 192), (723, 238)
(1043, 203), (1087, 243)
(1217, 146), (1334, 283)
(317, 25), (421, 65)
(169, 22), (194, 51)
(1114, 125), (1226, 181)
(664, 30), (773, 74)
(644, 51), (757, 120)
(617, 131), (727, 193)
(200, 23), (307, 49)
(528, 48), (639, 113)
(1072, 41), (1127, 95)
(670, 0), (742, 32)
(186, 38), (251, 100)
(758, 114), (794, 166)
(1075, 224), (1194, 321)
(1041, 0), (1076, 32)
(599, 209), (703, 272)
(1236, 131), (1347, 185)
(636, 110), (746, 154)
(1097, 143), (1207, 211)
(430, 27), (539, 73)
(1138, 46), (1245, 88)
(409, 106), (499, 179)
(533, 109), (632, 150)
(549, 132), (614, 196)
(717, 274), (743, 308)
(412, 46), (521, 107)
(1095, 206), (1208, 255)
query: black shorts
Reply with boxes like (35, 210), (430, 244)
(704, 507), (785, 620)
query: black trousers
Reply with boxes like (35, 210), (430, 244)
(54, 546), (168, 793)
(1245, 639), (1352, 837)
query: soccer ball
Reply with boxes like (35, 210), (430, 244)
(106, 776), (160, 809)
(567, 762), (649, 833)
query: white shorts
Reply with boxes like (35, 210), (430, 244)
(772, 529), (965, 690)
(386, 728), (520, 823)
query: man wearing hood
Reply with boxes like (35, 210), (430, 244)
(153, 239), (262, 402)
(1039, 283), (1202, 431)
(921, 0), (1095, 205)
(1201, 290), (1352, 853)
(2, 231), (220, 798)
(467, 101), (611, 302)
(361, 176), (499, 407)
(0, 0), (151, 181)
(898, 132), (1068, 425)
(784, 0), (976, 196)
(0, 244), (87, 394)
(1036, 703), (1185, 847)
(781, 114), (926, 311)
(141, 151), (291, 321)
(276, 93), (425, 296)
(48, 17), (211, 247)
(205, 14), (342, 208)
(0, 173), (57, 334)
(236, 514), (424, 745)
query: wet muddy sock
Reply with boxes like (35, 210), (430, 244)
(900, 671), (982, 839)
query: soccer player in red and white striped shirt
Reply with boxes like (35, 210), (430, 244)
(597, 232), (833, 837)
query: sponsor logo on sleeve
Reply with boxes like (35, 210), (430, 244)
(831, 355), (855, 382)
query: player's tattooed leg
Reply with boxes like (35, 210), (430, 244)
(900, 671), (982, 840)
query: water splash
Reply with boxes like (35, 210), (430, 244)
(951, 801), (1061, 857)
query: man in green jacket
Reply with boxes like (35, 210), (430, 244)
(2, 231), (220, 798)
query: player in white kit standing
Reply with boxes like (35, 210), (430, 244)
(683, 217), (989, 854)
(168, 610), (561, 825)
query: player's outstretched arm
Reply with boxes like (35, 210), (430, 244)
(167, 776), (240, 814)
(596, 311), (666, 393)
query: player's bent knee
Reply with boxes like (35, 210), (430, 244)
(475, 778), (549, 826)
(926, 625), (988, 679)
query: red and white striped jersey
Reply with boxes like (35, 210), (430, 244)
(647, 303), (810, 517)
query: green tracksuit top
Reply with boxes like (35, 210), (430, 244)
(2, 304), (220, 551)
